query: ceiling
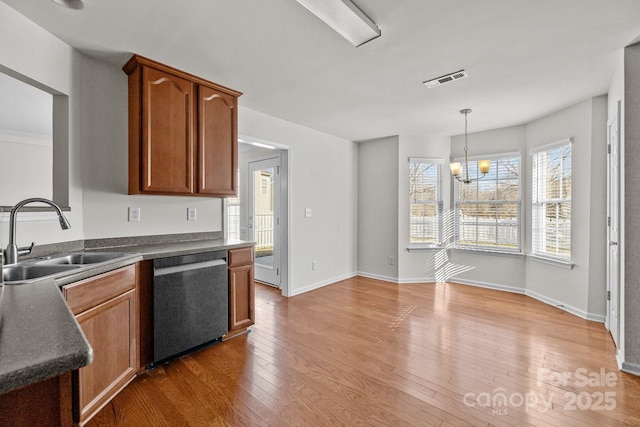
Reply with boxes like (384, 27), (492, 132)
(3, 0), (640, 141)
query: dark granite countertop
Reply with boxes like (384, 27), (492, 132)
(95, 238), (255, 260)
(0, 235), (254, 394)
(0, 279), (92, 394)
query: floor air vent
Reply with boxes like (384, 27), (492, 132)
(423, 70), (468, 88)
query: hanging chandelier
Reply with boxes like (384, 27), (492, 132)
(449, 108), (490, 184)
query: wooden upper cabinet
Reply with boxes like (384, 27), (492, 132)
(123, 55), (241, 197)
(142, 67), (195, 194)
(198, 84), (238, 196)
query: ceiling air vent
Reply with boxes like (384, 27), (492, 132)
(423, 70), (468, 88)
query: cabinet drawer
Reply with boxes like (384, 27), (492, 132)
(63, 265), (136, 315)
(228, 247), (254, 267)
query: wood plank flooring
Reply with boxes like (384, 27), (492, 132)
(87, 277), (640, 426)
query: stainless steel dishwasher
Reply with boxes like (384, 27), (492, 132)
(153, 250), (228, 365)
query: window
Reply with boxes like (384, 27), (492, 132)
(531, 139), (572, 260)
(454, 154), (521, 252)
(409, 158), (443, 246)
(226, 169), (241, 240)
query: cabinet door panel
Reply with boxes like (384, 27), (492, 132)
(198, 84), (237, 196)
(142, 67), (195, 194)
(229, 264), (255, 331)
(75, 289), (137, 423)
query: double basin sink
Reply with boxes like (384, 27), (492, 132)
(3, 252), (135, 284)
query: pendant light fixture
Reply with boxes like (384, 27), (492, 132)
(450, 108), (490, 184)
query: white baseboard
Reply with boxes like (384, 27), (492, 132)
(356, 272), (438, 284)
(397, 277), (437, 284)
(446, 278), (605, 323)
(289, 271), (357, 296)
(621, 361), (640, 377)
(447, 277), (526, 295)
(525, 289), (605, 323)
(616, 351), (624, 371)
(355, 271), (399, 284)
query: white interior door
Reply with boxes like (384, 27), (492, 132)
(606, 101), (621, 347)
(248, 156), (281, 287)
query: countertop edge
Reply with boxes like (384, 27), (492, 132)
(94, 238), (255, 261)
(0, 279), (93, 394)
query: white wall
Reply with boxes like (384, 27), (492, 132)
(0, 131), (52, 204)
(623, 42), (640, 369)
(80, 55), (223, 238)
(588, 97), (608, 316)
(0, 71), (52, 135)
(238, 108), (358, 296)
(357, 136), (399, 282)
(525, 97), (607, 320)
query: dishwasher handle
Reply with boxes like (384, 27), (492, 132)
(154, 259), (227, 277)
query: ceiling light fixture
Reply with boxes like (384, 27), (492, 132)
(248, 142), (276, 150)
(450, 109), (490, 184)
(51, 0), (84, 9)
(295, 0), (380, 47)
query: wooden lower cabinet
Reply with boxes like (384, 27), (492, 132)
(0, 372), (72, 427)
(62, 265), (138, 426)
(228, 247), (255, 332)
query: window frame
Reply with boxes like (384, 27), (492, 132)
(452, 151), (523, 254)
(408, 157), (444, 249)
(530, 138), (572, 263)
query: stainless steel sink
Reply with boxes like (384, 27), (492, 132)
(39, 252), (128, 266)
(3, 264), (81, 282)
(2, 251), (136, 284)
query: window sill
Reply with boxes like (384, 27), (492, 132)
(451, 246), (524, 258)
(0, 208), (71, 222)
(407, 245), (444, 252)
(527, 254), (574, 269)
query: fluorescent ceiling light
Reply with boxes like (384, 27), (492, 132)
(51, 0), (84, 9)
(249, 142), (276, 150)
(296, 0), (381, 47)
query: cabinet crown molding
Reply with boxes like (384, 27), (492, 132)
(123, 54), (242, 98)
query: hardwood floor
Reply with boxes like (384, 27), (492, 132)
(87, 277), (640, 426)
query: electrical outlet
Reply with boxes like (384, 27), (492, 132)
(187, 207), (197, 221)
(388, 256), (394, 265)
(305, 208), (312, 218)
(128, 207), (140, 222)
(312, 260), (317, 270)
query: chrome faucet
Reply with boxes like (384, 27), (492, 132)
(4, 198), (71, 265)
